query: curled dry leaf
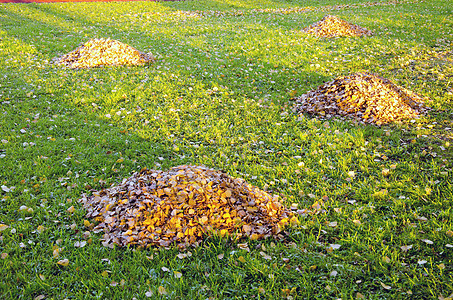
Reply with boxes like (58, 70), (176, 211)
(294, 73), (428, 125)
(57, 259), (69, 266)
(79, 165), (295, 248)
(380, 282), (391, 290)
(56, 38), (155, 69)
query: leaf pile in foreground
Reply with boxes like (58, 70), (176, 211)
(79, 165), (296, 248)
(302, 15), (372, 37)
(293, 72), (428, 125)
(56, 38), (155, 69)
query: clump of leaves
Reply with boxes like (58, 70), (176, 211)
(293, 72), (429, 125)
(80, 165), (297, 248)
(55, 38), (156, 69)
(302, 15), (372, 37)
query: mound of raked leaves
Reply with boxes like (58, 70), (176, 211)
(293, 72), (428, 125)
(56, 38), (155, 69)
(303, 15), (372, 37)
(80, 165), (298, 248)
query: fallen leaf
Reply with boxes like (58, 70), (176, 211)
(238, 256), (246, 263)
(1, 253), (8, 259)
(217, 253), (224, 259)
(161, 267), (170, 272)
(383, 256), (391, 263)
(145, 290), (153, 297)
(67, 206), (75, 213)
(330, 244), (341, 250)
(158, 286), (167, 295)
(174, 271), (182, 278)
(57, 259), (69, 266)
(418, 260), (427, 265)
(259, 251), (272, 260)
(380, 282), (391, 290)
(400, 245), (413, 251)
(422, 239), (434, 245)
(37, 225), (45, 234)
(328, 221), (338, 227)
(0, 224), (9, 232)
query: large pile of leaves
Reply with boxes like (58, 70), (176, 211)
(303, 15), (372, 37)
(56, 38), (155, 69)
(293, 72), (428, 125)
(80, 165), (297, 248)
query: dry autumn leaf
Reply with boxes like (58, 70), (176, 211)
(0, 224), (9, 232)
(400, 245), (413, 252)
(57, 259), (69, 266)
(380, 282), (392, 290)
(158, 286), (167, 295)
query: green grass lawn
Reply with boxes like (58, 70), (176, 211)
(0, 0), (452, 298)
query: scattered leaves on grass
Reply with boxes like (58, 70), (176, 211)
(302, 15), (372, 37)
(293, 73), (428, 125)
(80, 165), (295, 248)
(56, 38), (155, 69)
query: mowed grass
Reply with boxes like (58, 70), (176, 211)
(0, 0), (452, 298)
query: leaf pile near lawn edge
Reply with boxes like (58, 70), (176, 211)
(79, 165), (298, 248)
(56, 38), (155, 69)
(293, 72), (429, 125)
(302, 15), (372, 37)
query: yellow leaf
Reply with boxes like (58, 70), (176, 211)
(309, 265), (317, 271)
(83, 220), (91, 227)
(438, 263), (446, 270)
(158, 286), (167, 295)
(39, 274), (46, 281)
(383, 256), (391, 263)
(101, 270), (108, 278)
(446, 230), (453, 237)
(67, 206), (75, 213)
(238, 256), (246, 263)
(37, 225), (45, 234)
(380, 282), (391, 290)
(0, 224), (9, 232)
(174, 271), (182, 278)
(57, 259), (69, 266)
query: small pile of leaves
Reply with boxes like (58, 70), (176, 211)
(56, 38), (155, 69)
(79, 165), (297, 248)
(302, 15), (372, 37)
(293, 72), (428, 125)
